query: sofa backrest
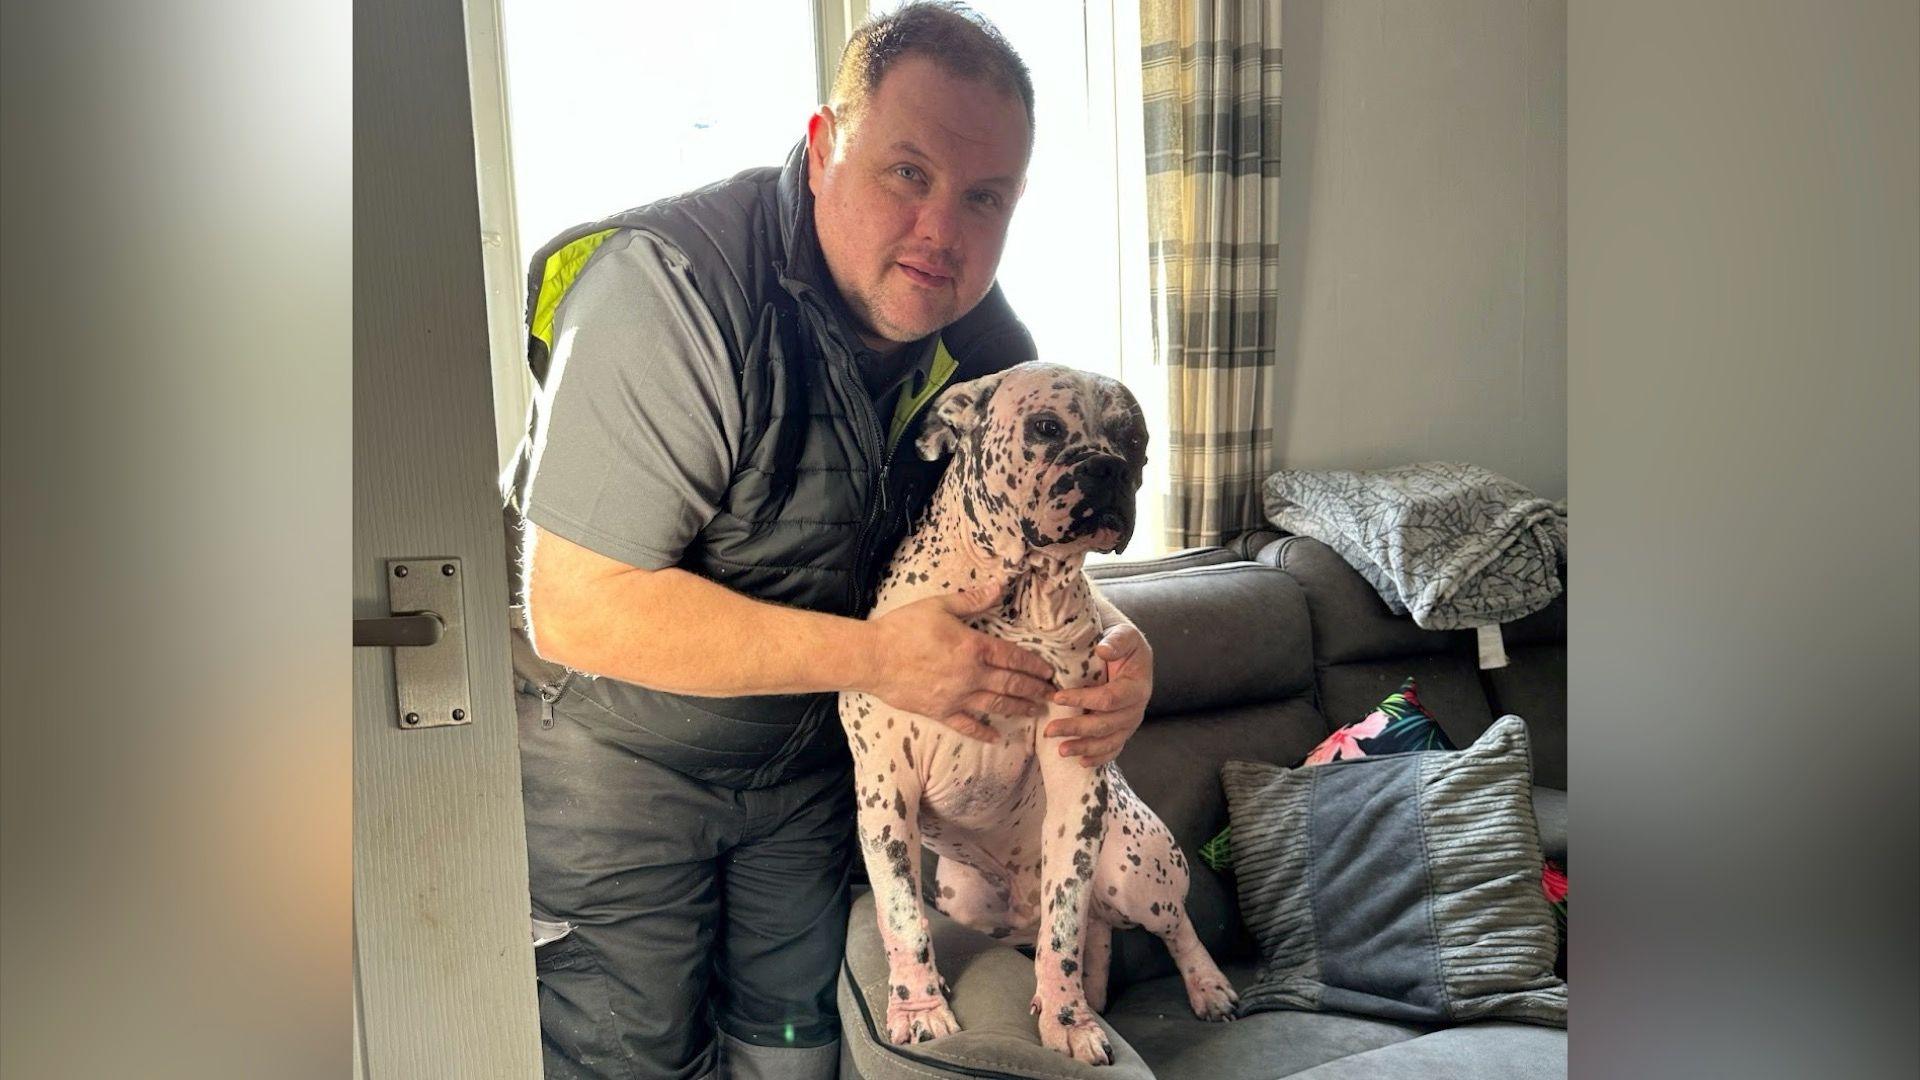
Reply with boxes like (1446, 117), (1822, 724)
(1095, 559), (1332, 988)
(1257, 535), (1569, 790)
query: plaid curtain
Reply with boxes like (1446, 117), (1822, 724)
(1141, 0), (1282, 547)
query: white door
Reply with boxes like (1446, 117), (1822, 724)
(351, 0), (541, 1074)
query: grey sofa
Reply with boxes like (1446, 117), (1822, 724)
(838, 534), (1568, 1079)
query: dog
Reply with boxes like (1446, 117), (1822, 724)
(840, 362), (1237, 1066)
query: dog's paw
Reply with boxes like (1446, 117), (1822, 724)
(1037, 1002), (1112, 1066)
(1184, 973), (1239, 1022)
(886, 997), (961, 1045)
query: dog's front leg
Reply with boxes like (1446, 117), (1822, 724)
(848, 704), (960, 1045)
(1031, 710), (1115, 1066)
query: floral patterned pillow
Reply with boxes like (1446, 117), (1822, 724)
(1304, 676), (1458, 764)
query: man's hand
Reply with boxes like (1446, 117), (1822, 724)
(861, 589), (1058, 742)
(1046, 621), (1153, 767)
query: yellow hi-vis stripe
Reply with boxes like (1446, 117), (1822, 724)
(888, 338), (959, 454)
(529, 228), (618, 353)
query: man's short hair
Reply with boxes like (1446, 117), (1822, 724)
(829, 2), (1035, 141)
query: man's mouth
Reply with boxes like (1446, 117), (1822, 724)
(896, 261), (953, 288)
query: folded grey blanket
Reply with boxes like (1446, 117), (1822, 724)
(1261, 461), (1567, 633)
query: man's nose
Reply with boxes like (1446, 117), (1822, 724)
(915, 195), (965, 251)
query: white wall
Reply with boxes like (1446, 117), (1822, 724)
(1273, 0), (1566, 499)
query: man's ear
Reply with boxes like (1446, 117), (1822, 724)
(915, 371), (1006, 461)
(806, 107), (835, 197)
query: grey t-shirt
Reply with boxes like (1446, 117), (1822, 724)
(523, 231), (743, 570)
(523, 229), (935, 572)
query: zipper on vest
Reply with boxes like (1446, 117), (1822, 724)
(848, 344), (957, 613)
(842, 371), (888, 614)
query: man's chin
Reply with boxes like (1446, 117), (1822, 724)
(876, 311), (951, 344)
(873, 288), (966, 340)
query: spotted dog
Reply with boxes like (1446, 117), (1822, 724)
(840, 362), (1237, 1066)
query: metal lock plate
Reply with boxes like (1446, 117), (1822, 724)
(385, 557), (471, 729)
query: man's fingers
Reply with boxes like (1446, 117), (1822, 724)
(1095, 625), (1146, 658)
(1043, 712), (1112, 741)
(965, 692), (1041, 721)
(938, 712), (999, 742)
(1051, 685), (1119, 713)
(1059, 734), (1128, 764)
(989, 668), (1055, 706)
(978, 635), (1056, 683)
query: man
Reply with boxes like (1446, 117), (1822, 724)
(502, 5), (1154, 1077)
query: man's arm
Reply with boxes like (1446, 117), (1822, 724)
(1043, 584), (1154, 766)
(523, 523), (1056, 734)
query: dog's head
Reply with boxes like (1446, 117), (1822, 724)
(916, 361), (1149, 559)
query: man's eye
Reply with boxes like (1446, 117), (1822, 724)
(894, 165), (924, 184)
(969, 190), (1001, 209)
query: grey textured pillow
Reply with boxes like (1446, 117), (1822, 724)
(1220, 715), (1567, 1027)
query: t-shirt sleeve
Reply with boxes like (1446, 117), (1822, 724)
(522, 230), (742, 570)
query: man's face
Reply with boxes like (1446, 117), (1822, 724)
(807, 55), (1030, 352)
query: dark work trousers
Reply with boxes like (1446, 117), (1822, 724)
(517, 687), (853, 1080)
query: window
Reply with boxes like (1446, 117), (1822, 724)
(499, 0), (820, 265)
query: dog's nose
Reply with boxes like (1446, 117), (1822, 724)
(1078, 455), (1126, 488)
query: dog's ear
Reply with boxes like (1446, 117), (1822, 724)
(914, 371), (1006, 461)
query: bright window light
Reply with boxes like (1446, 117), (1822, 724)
(500, 0), (818, 262)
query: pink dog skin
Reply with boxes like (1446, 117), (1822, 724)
(840, 363), (1236, 1066)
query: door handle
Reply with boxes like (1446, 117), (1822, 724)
(360, 559), (472, 729)
(354, 613), (445, 648)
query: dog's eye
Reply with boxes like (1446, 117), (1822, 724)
(1027, 416), (1065, 441)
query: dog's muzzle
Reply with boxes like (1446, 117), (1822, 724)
(1068, 454), (1137, 551)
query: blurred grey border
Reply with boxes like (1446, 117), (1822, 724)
(1569, 2), (1917, 1078)
(2, 1), (352, 1078)
(0, 2), (1913, 1079)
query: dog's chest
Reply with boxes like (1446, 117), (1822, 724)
(974, 615), (1105, 691)
(918, 619), (1100, 838)
(921, 729), (1040, 830)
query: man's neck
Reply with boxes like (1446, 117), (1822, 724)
(858, 328), (909, 358)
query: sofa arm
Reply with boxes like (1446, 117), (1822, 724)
(1534, 786), (1568, 867)
(840, 890), (1155, 1079)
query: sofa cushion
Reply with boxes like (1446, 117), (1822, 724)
(1096, 561), (1316, 716)
(1483, 638), (1567, 788)
(1258, 536), (1479, 667)
(1532, 786), (1567, 866)
(1226, 528), (1285, 561)
(840, 890), (1155, 1079)
(1277, 1022), (1566, 1080)
(1264, 533), (1569, 791)
(1085, 546), (1245, 580)
(1102, 959), (1426, 1079)
(1221, 718), (1567, 1027)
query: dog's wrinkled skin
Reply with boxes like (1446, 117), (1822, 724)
(840, 362), (1237, 1065)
